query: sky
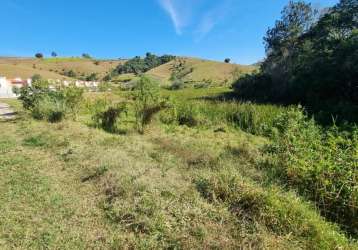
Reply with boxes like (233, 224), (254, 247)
(1, 0), (339, 64)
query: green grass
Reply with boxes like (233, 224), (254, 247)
(0, 89), (357, 249)
(42, 57), (88, 63)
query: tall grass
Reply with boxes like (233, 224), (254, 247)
(195, 171), (351, 249)
(160, 99), (288, 135)
(264, 108), (358, 236)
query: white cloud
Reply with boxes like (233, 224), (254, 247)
(158, 0), (184, 35)
(158, 0), (232, 38)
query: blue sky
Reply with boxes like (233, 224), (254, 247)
(1, 0), (339, 64)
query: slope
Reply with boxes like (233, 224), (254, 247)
(147, 57), (257, 86)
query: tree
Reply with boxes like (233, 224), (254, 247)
(31, 74), (42, 83)
(115, 54), (176, 75)
(133, 76), (165, 133)
(51, 52), (57, 57)
(35, 53), (44, 59)
(82, 53), (91, 59)
(224, 58), (231, 63)
(233, 0), (358, 122)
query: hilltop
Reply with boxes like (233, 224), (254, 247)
(0, 57), (123, 80)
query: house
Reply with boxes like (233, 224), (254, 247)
(0, 77), (15, 98)
(0, 76), (32, 98)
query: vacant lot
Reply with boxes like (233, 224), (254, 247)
(0, 87), (356, 249)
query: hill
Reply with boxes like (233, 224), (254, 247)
(0, 56), (256, 87)
(147, 57), (257, 86)
(0, 57), (123, 80)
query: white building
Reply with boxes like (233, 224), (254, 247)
(0, 77), (16, 98)
(0, 77), (32, 98)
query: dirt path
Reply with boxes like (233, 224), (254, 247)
(0, 102), (16, 119)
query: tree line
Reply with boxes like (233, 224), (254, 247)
(115, 53), (175, 75)
(233, 0), (357, 123)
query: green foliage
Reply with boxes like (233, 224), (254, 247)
(63, 69), (77, 78)
(175, 102), (201, 127)
(133, 76), (166, 133)
(31, 74), (42, 83)
(23, 135), (49, 147)
(18, 81), (84, 123)
(115, 53), (175, 75)
(233, 0), (358, 123)
(265, 107), (358, 235)
(160, 98), (286, 134)
(35, 53), (43, 59)
(82, 53), (91, 59)
(195, 172), (350, 249)
(168, 58), (194, 90)
(92, 103), (127, 133)
(85, 73), (98, 81)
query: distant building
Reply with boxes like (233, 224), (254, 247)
(0, 76), (32, 98)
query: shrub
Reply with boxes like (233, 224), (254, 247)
(168, 78), (185, 90)
(92, 103), (127, 133)
(18, 81), (84, 123)
(265, 108), (358, 235)
(86, 73), (98, 81)
(176, 102), (201, 127)
(133, 76), (165, 133)
(31, 94), (67, 122)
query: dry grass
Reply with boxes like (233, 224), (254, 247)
(0, 57), (123, 79)
(147, 57), (257, 86)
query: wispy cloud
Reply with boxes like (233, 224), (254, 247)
(158, 0), (185, 35)
(158, 0), (232, 38)
(195, 0), (233, 41)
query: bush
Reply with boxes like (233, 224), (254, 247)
(92, 103), (127, 133)
(168, 78), (185, 90)
(31, 95), (67, 122)
(133, 76), (166, 133)
(265, 108), (358, 235)
(176, 102), (201, 127)
(18, 81), (84, 123)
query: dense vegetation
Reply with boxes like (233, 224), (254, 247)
(16, 80), (84, 122)
(233, 0), (358, 122)
(114, 53), (175, 75)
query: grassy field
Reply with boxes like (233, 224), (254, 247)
(0, 86), (356, 249)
